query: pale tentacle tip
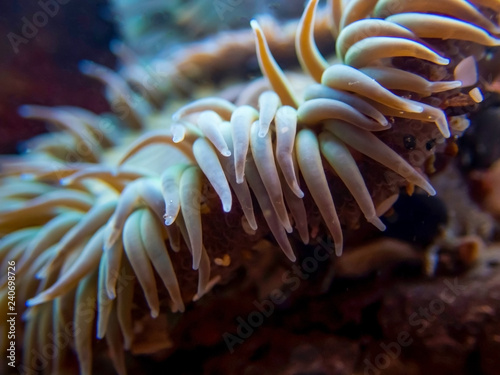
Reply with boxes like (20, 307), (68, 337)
(78, 59), (94, 74)
(171, 124), (186, 143)
(236, 174), (245, 184)
(108, 39), (122, 53)
(241, 216), (258, 234)
(26, 295), (45, 307)
(368, 216), (386, 231)
(59, 178), (71, 186)
(437, 57), (450, 65)
(425, 184), (437, 196)
(335, 245), (343, 257)
(410, 104), (424, 113)
(20, 173), (35, 181)
(106, 290), (116, 300)
(381, 118), (390, 126)
(171, 302), (185, 313)
(222, 202), (232, 213)
(78, 60), (92, 74)
(192, 259), (201, 271)
(163, 214), (175, 226)
(469, 87), (484, 103)
(150, 309), (159, 319)
(220, 148), (232, 157)
(442, 128), (451, 139)
(250, 19), (259, 30)
(17, 105), (32, 117)
(294, 188), (305, 199)
(290, 181), (304, 198)
(193, 275), (222, 301)
(258, 129), (269, 138)
(176, 298), (187, 312)
(177, 304), (186, 313)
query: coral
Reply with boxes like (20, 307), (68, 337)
(1, 0), (499, 374)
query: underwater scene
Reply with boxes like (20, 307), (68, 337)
(1, 0), (500, 374)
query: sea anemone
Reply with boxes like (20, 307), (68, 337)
(1, 0), (499, 374)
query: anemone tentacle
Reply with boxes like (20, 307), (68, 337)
(0, 0), (497, 373)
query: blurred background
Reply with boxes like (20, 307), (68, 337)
(0, 0), (116, 154)
(0, 0), (305, 154)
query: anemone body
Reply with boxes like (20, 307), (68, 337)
(1, 0), (498, 374)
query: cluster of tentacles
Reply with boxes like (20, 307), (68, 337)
(1, 0), (500, 374)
